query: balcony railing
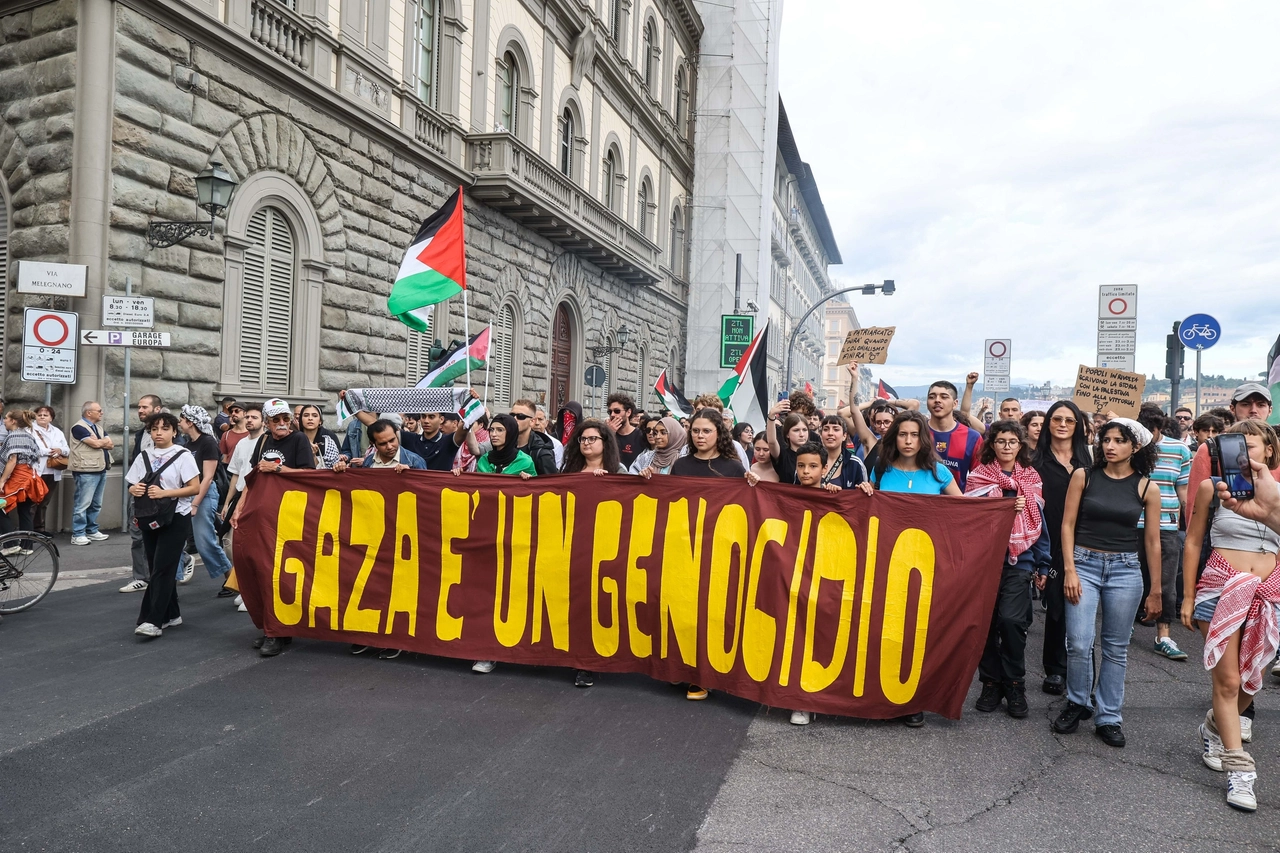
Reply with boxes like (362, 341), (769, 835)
(249, 0), (310, 70)
(466, 133), (664, 288)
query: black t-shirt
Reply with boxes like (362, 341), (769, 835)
(615, 427), (649, 470)
(189, 433), (221, 478)
(671, 454), (746, 478)
(411, 431), (458, 471)
(249, 430), (315, 470)
(772, 444), (799, 484)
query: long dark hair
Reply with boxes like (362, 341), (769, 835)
(979, 419), (1032, 466)
(874, 410), (945, 484)
(560, 417), (621, 474)
(1092, 420), (1157, 476)
(780, 412), (809, 449)
(690, 407), (738, 460)
(1032, 400), (1091, 471)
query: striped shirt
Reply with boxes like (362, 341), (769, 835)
(1, 429), (41, 467)
(1139, 436), (1191, 530)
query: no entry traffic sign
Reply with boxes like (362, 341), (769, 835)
(22, 308), (78, 383)
(1099, 285), (1138, 319)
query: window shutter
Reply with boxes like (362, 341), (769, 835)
(264, 209), (295, 393)
(638, 346), (648, 399)
(0, 199), (7, 354)
(491, 305), (516, 408)
(405, 316), (434, 384)
(603, 338), (613, 398)
(239, 209), (269, 390)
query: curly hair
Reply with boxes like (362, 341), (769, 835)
(873, 410), (946, 485)
(690, 407), (738, 460)
(788, 390), (816, 417)
(978, 418), (1033, 466)
(560, 418), (621, 474)
(1092, 420), (1157, 476)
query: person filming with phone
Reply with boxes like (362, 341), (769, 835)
(1182, 420), (1280, 812)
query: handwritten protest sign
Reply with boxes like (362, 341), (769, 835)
(1071, 365), (1146, 418)
(836, 326), (896, 365)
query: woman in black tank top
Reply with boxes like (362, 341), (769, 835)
(1052, 418), (1163, 748)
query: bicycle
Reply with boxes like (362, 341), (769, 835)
(1181, 324), (1217, 342)
(0, 531), (60, 614)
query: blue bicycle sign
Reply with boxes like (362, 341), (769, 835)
(1179, 313), (1221, 349)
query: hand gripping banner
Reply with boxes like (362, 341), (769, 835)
(234, 471), (1015, 719)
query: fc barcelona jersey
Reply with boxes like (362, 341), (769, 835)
(931, 422), (982, 491)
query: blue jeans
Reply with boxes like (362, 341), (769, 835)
(71, 471), (108, 537)
(192, 481), (232, 579)
(1065, 546), (1145, 726)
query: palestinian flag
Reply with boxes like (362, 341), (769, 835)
(416, 327), (490, 388)
(726, 322), (770, 430)
(876, 379), (899, 401)
(716, 321), (769, 405)
(389, 187), (467, 331)
(653, 369), (693, 418)
(1268, 334), (1280, 426)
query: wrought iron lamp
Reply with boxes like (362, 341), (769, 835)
(146, 161), (238, 248)
(592, 324), (632, 359)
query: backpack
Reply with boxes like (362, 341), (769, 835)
(133, 448), (190, 530)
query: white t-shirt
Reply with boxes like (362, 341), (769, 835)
(126, 446), (201, 516)
(227, 432), (263, 491)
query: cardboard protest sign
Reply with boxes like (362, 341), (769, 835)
(1071, 365), (1146, 419)
(836, 326), (896, 366)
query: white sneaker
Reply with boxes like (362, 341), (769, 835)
(1227, 771), (1258, 811)
(70, 535), (90, 546)
(472, 660), (496, 673)
(87, 531), (109, 541)
(178, 554), (195, 584)
(790, 711), (812, 725)
(1271, 656), (1280, 677)
(119, 580), (148, 593)
(161, 617), (182, 628)
(1201, 722), (1225, 772)
(0, 545), (21, 556)
(1240, 716), (1253, 743)
(237, 601), (248, 612)
(134, 622), (162, 638)
(233, 595), (243, 606)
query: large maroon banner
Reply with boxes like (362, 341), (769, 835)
(234, 470), (1014, 719)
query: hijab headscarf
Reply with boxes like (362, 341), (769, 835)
(180, 405), (215, 437)
(486, 413), (521, 470)
(650, 416), (687, 470)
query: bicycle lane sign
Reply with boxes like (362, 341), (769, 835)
(1179, 313), (1221, 350)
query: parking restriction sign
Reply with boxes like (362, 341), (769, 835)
(22, 307), (79, 383)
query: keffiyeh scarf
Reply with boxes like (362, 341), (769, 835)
(180, 405), (215, 436)
(337, 387), (482, 428)
(965, 462), (1044, 564)
(1198, 552), (1280, 695)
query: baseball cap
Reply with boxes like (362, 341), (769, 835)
(1230, 383), (1273, 404)
(262, 398), (291, 418)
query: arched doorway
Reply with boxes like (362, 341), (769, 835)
(550, 303), (572, 413)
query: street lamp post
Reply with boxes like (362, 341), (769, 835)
(785, 280), (895, 393)
(146, 161), (239, 248)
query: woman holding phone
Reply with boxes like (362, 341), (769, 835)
(1182, 420), (1280, 812)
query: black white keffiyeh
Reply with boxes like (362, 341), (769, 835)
(337, 387), (482, 427)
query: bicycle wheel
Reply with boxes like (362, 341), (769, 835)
(0, 531), (59, 614)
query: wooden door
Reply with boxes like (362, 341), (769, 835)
(550, 303), (572, 413)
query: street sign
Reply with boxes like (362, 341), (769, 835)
(1099, 285), (1138, 320)
(1098, 354), (1136, 372)
(1097, 330), (1137, 353)
(983, 339), (1011, 377)
(102, 296), (155, 328)
(16, 261), (87, 297)
(1179, 313), (1221, 350)
(1098, 318), (1137, 331)
(584, 364), (606, 387)
(21, 308), (78, 383)
(720, 315), (754, 369)
(985, 375), (1010, 394)
(80, 329), (171, 347)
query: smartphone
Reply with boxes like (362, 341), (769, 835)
(1216, 433), (1255, 500)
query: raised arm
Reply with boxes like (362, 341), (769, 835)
(959, 372), (979, 421)
(766, 399), (789, 459)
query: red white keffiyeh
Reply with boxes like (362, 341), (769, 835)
(1198, 551), (1280, 695)
(965, 462), (1044, 564)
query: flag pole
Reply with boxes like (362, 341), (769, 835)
(462, 288), (472, 389)
(482, 320), (493, 408)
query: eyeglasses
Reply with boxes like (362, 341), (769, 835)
(510, 412), (531, 420)
(579, 435), (601, 444)
(646, 428), (667, 436)
(993, 439), (1021, 448)
(1050, 416), (1076, 425)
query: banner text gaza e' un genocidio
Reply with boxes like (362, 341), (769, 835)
(234, 470), (1015, 719)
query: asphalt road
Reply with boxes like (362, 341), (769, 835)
(3, 537), (1278, 852)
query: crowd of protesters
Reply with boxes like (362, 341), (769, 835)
(8, 362), (1272, 814)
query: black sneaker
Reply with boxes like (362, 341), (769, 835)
(900, 711), (925, 728)
(1004, 681), (1029, 718)
(1094, 724), (1125, 748)
(378, 648), (402, 660)
(574, 669), (595, 688)
(975, 681), (1004, 712)
(260, 636), (290, 657)
(1041, 674), (1065, 695)
(1051, 701), (1093, 734)
(252, 634), (266, 649)
(216, 585), (237, 598)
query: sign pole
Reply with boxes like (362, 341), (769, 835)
(1195, 347), (1202, 417)
(121, 275), (132, 534)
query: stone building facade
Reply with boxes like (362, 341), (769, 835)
(0, 0), (701, 526)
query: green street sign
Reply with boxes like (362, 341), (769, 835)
(720, 315), (754, 368)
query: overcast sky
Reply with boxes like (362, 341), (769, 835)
(780, 0), (1280, 389)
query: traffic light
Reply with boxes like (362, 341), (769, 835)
(1165, 332), (1184, 380)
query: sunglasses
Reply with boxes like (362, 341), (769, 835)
(510, 412), (531, 420)
(646, 428), (667, 436)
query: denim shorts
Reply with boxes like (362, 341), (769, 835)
(1193, 597), (1218, 623)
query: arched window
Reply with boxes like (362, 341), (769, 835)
(491, 302), (518, 408)
(675, 65), (689, 136)
(637, 177), (651, 238)
(497, 51), (518, 133)
(602, 149), (618, 212)
(559, 108), (574, 178)
(413, 0), (440, 107)
(405, 317), (434, 384)
(643, 20), (657, 90)
(669, 206), (685, 278)
(240, 206), (296, 394)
